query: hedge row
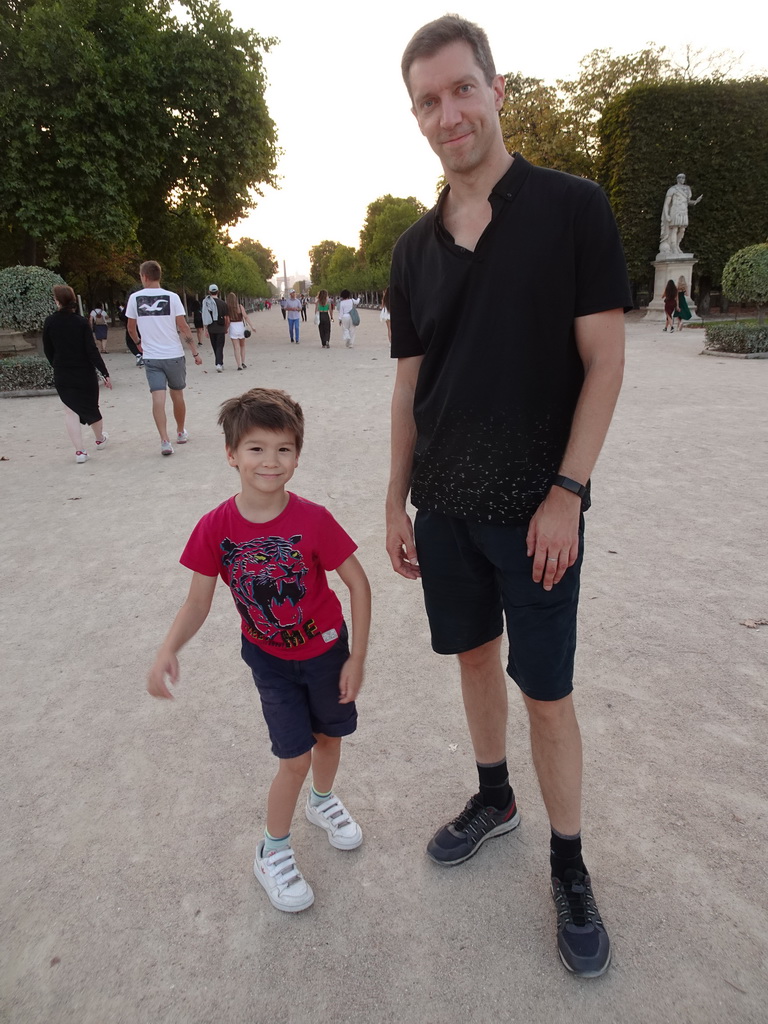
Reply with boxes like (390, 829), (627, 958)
(0, 355), (55, 391)
(703, 323), (768, 354)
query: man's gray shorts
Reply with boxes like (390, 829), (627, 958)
(144, 357), (187, 392)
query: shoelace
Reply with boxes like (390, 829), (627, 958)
(554, 875), (603, 928)
(265, 848), (302, 888)
(451, 799), (496, 842)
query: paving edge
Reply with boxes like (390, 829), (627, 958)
(700, 350), (768, 360)
(0, 388), (58, 398)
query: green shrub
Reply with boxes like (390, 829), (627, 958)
(0, 265), (65, 332)
(721, 243), (768, 325)
(0, 355), (55, 391)
(703, 322), (768, 354)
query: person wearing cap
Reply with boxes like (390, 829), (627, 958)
(202, 284), (229, 371)
(285, 289), (302, 344)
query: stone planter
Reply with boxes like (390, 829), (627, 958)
(0, 329), (36, 355)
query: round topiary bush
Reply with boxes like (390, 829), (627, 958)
(721, 243), (768, 325)
(0, 265), (66, 332)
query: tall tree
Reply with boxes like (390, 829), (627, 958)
(309, 240), (341, 286)
(500, 74), (590, 177)
(0, 0), (277, 264)
(359, 195), (426, 275)
(234, 238), (278, 281)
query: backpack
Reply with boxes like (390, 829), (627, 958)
(349, 305), (360, 327)
(94, 310), (107, 326)
(204, 296), (225, 329)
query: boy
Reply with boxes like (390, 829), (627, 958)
(148, 388), (371, 913)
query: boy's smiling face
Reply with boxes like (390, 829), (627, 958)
(227, 427), (299, 498)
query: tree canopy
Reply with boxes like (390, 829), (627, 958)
(234, 239), (278, 281)
(0, 0), (278, 269)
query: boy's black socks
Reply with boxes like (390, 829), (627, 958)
(550, 828), (587, 879)
(477, 759), (514, 809)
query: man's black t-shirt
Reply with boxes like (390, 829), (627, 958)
(390, 154), (632, 527)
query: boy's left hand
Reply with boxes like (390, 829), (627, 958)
(338, 656), (364, 704)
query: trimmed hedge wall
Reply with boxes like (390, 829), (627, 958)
(703, 323), (768, 354)
(0, 355), (55, 391)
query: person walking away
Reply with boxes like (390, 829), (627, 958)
(89, 306), (110, 354)
(316, 289), (334, 348)
(673, 276), (692, 331)
(227, 291), (255, 370)
(387, 15), (631, 978)
(285, 289), (302, 343)
(147, 388), (371, 913)
(44, 284), (112, 463)
(300, 294), (308, 322)
(380, 287), (392, 344)
(126, 260), (202, 456)
(202, 284), (229, 370)
(338, 290), (360, 348)
(663, 279), (679, 332)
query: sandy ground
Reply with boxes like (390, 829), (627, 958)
(1, 308), (767, 1024)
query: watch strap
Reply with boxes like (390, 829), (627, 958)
(553, 474), (587, 500)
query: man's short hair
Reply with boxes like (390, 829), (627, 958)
(218, 388), (305, 454)
(140, 260), (162, 282)
(401, 14), (496, 98)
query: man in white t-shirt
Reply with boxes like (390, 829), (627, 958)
(126, 260), (202, 456)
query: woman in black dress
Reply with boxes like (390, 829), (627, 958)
(43, 284), (112, 464)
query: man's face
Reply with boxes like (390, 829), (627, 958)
(409, 40), (505, 176)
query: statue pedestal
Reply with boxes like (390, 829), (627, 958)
(644, 255), (700, 321)
(0, 330), (35, 355)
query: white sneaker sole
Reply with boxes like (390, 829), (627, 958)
(253, 858), (314, 913)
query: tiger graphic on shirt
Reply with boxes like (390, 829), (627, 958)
(221, 534), (309, 643)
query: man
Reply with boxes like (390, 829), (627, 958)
(127, 260), (202, 456)
(201, 284), (229, 371)
(386, 16), (631, 978)
(285, 289), (302, 343)
(659, 173), (703, 255)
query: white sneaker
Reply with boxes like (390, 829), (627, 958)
(253, 841), (314, 913)
(160, 440), (174, 456)
(95, 432), (109, 450)
(216, 364), (223, 372)
(75, 451), (88, 464)
(305, 794), (363, 850)
(176, 429), (189, 444)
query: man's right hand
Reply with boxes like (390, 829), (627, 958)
(386, 507), (421, 579)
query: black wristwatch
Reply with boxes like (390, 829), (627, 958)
(552, 475), (587, 500)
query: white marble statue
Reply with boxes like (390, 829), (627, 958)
(659, 174), (703, 256)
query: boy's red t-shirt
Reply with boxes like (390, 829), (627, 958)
(180, 492), (357, 660)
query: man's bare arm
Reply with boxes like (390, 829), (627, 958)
(527, 307), (625, 591)
(386, 355), (424, 579)
(175, 314), (202, 361)
(127, 317), (141, 347)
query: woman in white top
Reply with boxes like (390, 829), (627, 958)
(337, 289), (360, 348)
(226, 292), (255, 370)
(380, 286), (391, 344)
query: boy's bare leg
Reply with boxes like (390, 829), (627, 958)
(169, 388), (186, 434)
(457, 636), (508, 764)
(522, 692), (582, 836)
(310, 734), (342, 793)
(266, 751), (311, 838)
(151, 390), (169, 440)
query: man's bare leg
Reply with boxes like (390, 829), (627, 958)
(151, 390), (169, 441)
(522, 692), (582, 836)
(457, 636), (507, 763)
(169, 388), (186, 434)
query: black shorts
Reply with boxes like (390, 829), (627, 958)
(241, 625), (357, 759)
(414, 509), (584, 702)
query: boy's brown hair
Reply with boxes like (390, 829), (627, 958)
(218, 388), (305, 453)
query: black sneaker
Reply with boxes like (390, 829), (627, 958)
(426, 794), (520, 866)
(551, 869), (611, 977)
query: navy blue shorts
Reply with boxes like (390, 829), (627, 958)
(241, 624), (357, 759)
(414, 510), (584, 702)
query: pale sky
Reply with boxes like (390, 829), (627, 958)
(225, 0), (764, 282)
